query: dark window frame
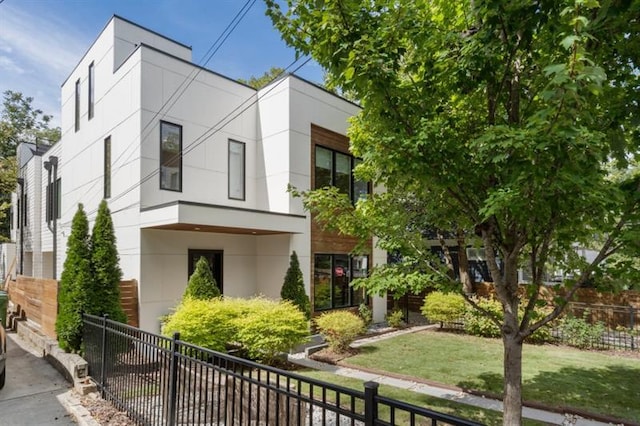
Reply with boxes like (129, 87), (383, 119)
(228, 139), (246, 201)
(159, 121), (183, 192)
(74, 79), (81, 132)
(88, 62), (95, 120)
(314, 145), (369, 203)
(313, 253), (368, 311)
(187, 249), (224, 294)
(104, 136), (111, 199)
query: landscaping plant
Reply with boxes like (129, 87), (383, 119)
(56, 204), (91, 353)
(314, 310), (365, 353)
(558, 311), (605, 349)
(88, 200), (127, 323)
(280, 251), (311, 320)
(421, 292), (466, 326)
(386, 309), (405, 328)
(358, 302), (373, 327)
(184, 256), (220, 300)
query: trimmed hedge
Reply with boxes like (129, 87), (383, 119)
(314, 310), (365, 353)
(421, 291), (466, 325)
(162, 297), (309, 363)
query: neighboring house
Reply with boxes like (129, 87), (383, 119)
(12, 15), (386, 332)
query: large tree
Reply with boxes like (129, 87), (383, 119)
(0, 90), (61, 240)
(266, 1), (640, 424)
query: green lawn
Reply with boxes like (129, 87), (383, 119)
(343, 330), (640, 422)
(297, 370), (545, 426)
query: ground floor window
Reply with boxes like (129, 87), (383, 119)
(188, 249), (223, 293)
(313, 254), (367, 310)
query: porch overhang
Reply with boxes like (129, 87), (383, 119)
(140, 201), (307, 235)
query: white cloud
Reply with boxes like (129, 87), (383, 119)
(0, 55), (25, 74)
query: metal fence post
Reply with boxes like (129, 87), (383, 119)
(364, 381), (379, 426)
(100, 314), (109, 398)
(166, 332), (180, 426)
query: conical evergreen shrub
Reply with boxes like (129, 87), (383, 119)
(89, 200), (127, 323)
(280, 251), (311, 320)
(56, 204), (91, 353)
(184, 256), (220, 300)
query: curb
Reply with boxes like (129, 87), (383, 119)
(57, 391), (101, 426)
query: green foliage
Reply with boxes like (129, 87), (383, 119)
(558, 312), (605, 349)
(88, 200), (126, 323)
(280, 251), (311, 320)
(162, 297), (309, 363)
(56, 204), (91, 352)
(463, 298), (552, 344)
(162, 298), (241, 352)
(237, 67), (285, 89)
(421, 292), (466, 325)
(184, 256), (220, 300)
(386, 309), (405, 328)
(233, 298), (309, 363)
(357, 303), (372, 326)
(314, 311), (365, 353)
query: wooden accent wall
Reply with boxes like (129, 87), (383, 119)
(6, 276), (139, 338)
(7, 276), (58, 339)
(120, 279), (139, 328)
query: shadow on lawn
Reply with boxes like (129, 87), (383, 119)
(458, 365), (640, 422)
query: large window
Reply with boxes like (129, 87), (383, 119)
(314, 146), (368, 203)
(88, 62), (95, 120)
(160, 121), (182, 191)
(228, 140), (245, 200)
(188, 250), (223, 294)
(74, 79), (81, 132)
(314, 254), (368, 310)
(104, 136), (111, 199)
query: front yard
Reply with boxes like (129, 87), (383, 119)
(340, 330), (640, 423)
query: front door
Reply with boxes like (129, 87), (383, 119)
(188, 249), (223, 294)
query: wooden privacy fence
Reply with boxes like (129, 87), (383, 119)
(6, 275), (139, 339)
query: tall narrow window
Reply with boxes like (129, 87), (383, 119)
(88, 62), (95, 120)
(313, 254), (369, 310)
(228, 140), (245, 200)
(54, 178), (61, 219)
(314, 145), (369, 203)
(74, 79), (81, 132)
(160, 121), (182, 191)
(314, 146), (332, 188)
(104, 136), (111, 199)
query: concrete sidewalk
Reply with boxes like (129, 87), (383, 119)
(288, 326), (618, 426)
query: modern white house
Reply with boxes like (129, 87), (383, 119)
(11, 15), (387, 332)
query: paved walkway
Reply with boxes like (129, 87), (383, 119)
(288, 326), (617, 426)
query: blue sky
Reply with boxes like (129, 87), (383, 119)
(0, 0), (322, 127)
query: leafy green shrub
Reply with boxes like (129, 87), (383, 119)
(421, 292), (466, 325)
(184, 256), (220, 300)
(315, 311), (365, 353)
(233, 298), (309, 363)
(386, 309), (405, 328)
(56, 204), (91, 353)
(463, 298), (553, 343)
(162, 298), (242, 352)
(558, 312), (605, 349)
(280, 251), (311, 320)
(463, 298), (503, 338)
(358, 303), (373, 326)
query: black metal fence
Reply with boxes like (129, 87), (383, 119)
(83, 314), (483, 426)
(552, 302), (639, 351)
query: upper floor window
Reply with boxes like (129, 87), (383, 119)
(88, 62), (95, 120)
(228, 140), (245, 200)
(104, 136), (111, 199)
(160, 121), (182, 192)
(46, 179), (61, 222)
(315, 146), (368, 203)
(74, 79), (81, 132)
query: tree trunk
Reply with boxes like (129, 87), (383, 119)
(502, 333), (523, 426)
(456, 228), (473, 294)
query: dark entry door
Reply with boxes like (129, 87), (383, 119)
(188, 249), (223, 294)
